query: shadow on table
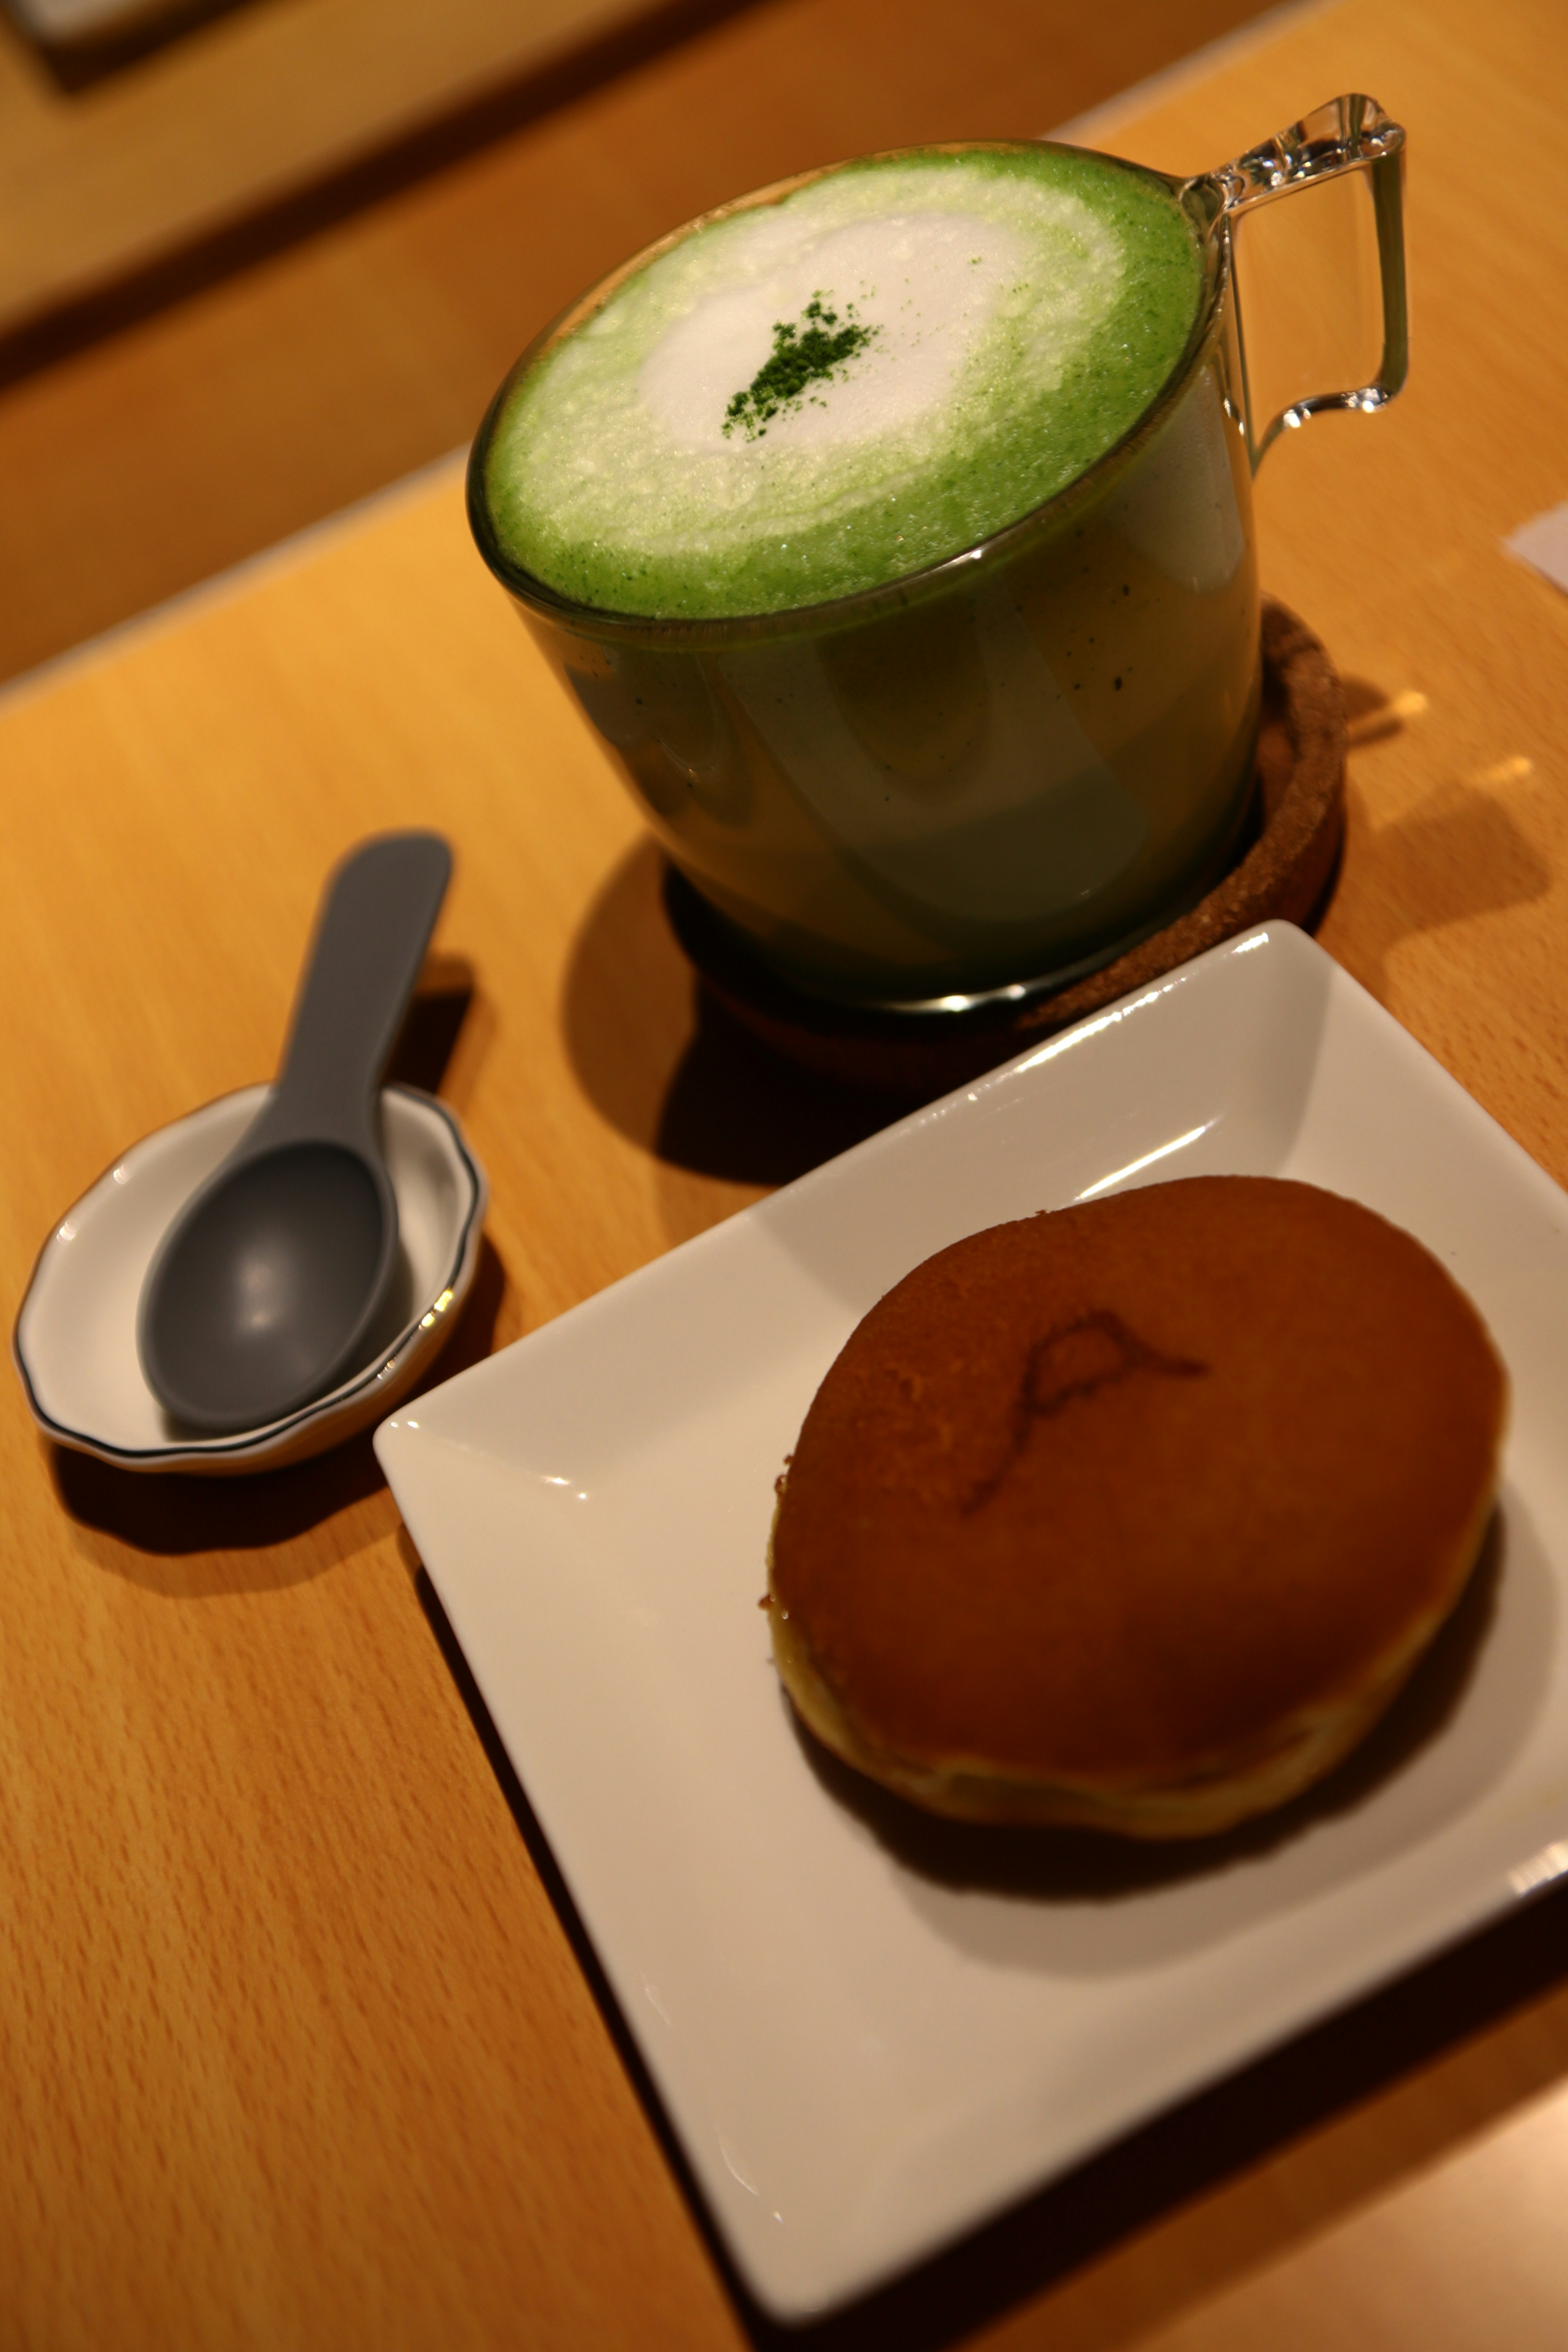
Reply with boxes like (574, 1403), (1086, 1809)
(659, 993), (911, 1182)
(562, 838), (919, 1186)
(385, 955), (481, 1097)
(53, 1234), (508, 1591)
(1332, 675), (1552, 998)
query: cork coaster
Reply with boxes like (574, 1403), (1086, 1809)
(663, 597), (1346, 1099)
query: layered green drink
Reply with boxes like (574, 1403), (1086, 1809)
(471, 143), (1259, 1005)
(484, 147), (1204, 615)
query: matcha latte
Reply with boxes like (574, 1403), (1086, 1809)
(468, 140), (1258, 1005)
(478, 145), (1203, 618)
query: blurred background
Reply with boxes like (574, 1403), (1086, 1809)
(0, 0), (1287, 689)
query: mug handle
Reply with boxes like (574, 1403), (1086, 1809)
(1191, 93), (1408, 470)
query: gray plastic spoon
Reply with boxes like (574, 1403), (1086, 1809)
(138, 831), (452, 1434)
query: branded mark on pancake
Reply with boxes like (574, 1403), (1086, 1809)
(963, 1310), (1208, 1514)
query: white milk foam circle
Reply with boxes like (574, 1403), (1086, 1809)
(484, 150), (1200, 615)
(634, 200), (1117, 454)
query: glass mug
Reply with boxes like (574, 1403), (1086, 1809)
(469, 95), (1407, 1009)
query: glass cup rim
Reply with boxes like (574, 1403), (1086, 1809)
(466, 138), (1232, 648)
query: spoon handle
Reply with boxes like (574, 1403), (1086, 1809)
(252, 832), (452, 1151)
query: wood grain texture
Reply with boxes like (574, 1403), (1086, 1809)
(0, 474), (745, 2352)
(1129, 2080), (1568, 2352)
(0, 0), (1285, 685)
(4, 2), (1568, 2349)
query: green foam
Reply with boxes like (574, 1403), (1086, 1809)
(481, 145), (1202, 619)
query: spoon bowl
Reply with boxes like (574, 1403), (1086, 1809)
(140, 1140), (395, 1430)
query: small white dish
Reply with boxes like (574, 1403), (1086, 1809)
(376, 924), (1568, 2321)
(16, 1084), (486, 1474)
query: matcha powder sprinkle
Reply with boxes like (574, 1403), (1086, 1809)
(722, 294), (877, 438)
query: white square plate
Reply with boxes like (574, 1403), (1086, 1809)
(375, 924), (1568, 2320)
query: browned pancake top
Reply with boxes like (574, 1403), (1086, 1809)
(770, 1178), (1506, 1786)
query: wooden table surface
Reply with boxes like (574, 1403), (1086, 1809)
(0, 0), (664, 341)
(5, 0), (1568, 2345)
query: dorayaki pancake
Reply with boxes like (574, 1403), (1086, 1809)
(767, 1177), (1508, 1838)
